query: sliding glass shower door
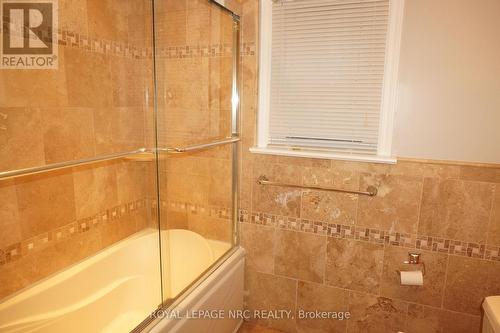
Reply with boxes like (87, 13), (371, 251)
(0, 0), (240, 331)
(153, 0), (240, 304)
(0, 0), (162, 332)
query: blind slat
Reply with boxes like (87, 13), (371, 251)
(274, 0), (388, 10)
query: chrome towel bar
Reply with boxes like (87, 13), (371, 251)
(161, 137), (240, 153)
(257, 175), (378, 197)
(0, 148), (150, 181)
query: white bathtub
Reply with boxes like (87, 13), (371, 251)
(0, 228), (244, 333)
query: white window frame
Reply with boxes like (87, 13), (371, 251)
(252, 0), (406, 164)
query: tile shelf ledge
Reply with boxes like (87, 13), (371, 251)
(249, 146), (397, 164)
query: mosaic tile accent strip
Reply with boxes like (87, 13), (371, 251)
(162, 201), (232, 220)
(155, 42), (256, 59)
(56, 26), (257, 60)
(247, 212), (274, 227)
(57, 29), (151, 59)
(239, 209), (500, 263)
(0, 199), (148, 266)
(156, 44), (232, 59)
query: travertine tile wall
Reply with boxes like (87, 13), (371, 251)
(154, 0), (238, 243)
(0, 0), (155, 300)
(154, 0), (234, 147)
(236, 1), (500, 332)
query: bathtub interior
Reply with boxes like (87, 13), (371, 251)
(0, 228), (232, 333)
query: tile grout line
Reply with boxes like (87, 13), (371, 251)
(440, 253), (451, 309)
(485, 183), (497, 246)
(414, 173), (426, 237)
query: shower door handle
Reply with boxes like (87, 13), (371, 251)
(162, 137), (240, 153)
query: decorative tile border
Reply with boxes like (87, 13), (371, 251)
(56, 26), (257, 59)
(159, 200), (232, 220)
(0, 199), (149, 267)
(155, 41), (256, 59)
(57, 28), (152, 59)
(23, 196), (491, 264)
(156, 44), (231, 59)
(9, 196), (492, 264)
(239, 209), (500, 263)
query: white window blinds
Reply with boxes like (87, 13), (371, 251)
(269, 0), (390, 154)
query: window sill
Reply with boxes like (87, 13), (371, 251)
(249, 146), (397, 164)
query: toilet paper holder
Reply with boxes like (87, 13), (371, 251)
(396, 252), (426, 276)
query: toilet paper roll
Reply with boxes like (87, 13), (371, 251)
(400, 271), (423, 286)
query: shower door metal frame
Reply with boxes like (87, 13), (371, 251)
(231, 11), (241, 247)
(137, 1), (241, 332)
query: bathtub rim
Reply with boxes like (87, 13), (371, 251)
(136, 245), (246, 333)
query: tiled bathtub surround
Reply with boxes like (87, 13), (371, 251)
(58, 29), (256, 60)
(154, 0), (244, 149)
(157, 145), (235, 244)
(0, 0), (156, 301)
(153, 0), (244, 255)
(0, 198), (149, 266)
(57, 29), (152, 59)
(155, 42), (256, 59)
(0, 158), (156, 300)
(152, 0), (243, 304)
(163, 200), (232, 220)
(0, 0), (155, 170)
(158, 200), (233, 242)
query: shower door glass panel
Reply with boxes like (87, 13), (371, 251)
(0, 0), (162, 332)
(154, 0), (238, 302)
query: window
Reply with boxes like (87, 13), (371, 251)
(253, 0), (405, 163)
